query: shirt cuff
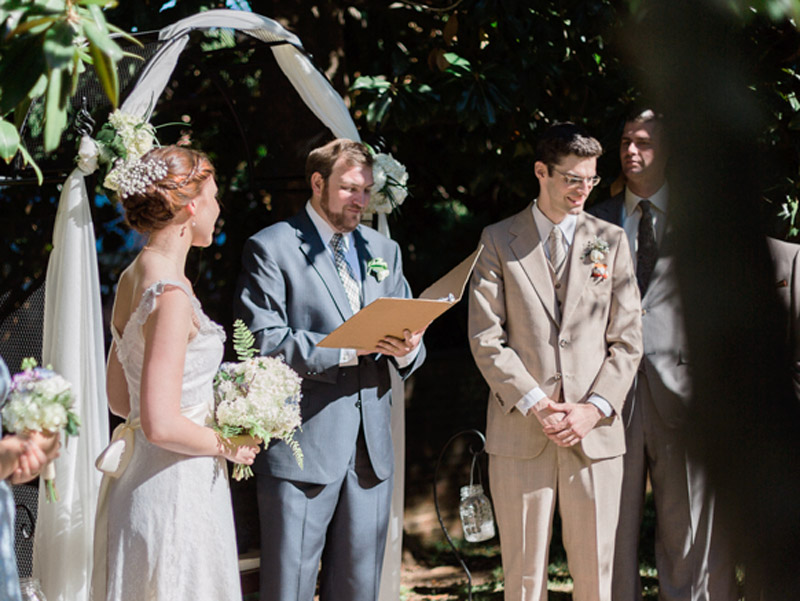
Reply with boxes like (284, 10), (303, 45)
(587, 393), (613, 417)
(339, 348), (359, 366)
(394, 342), (421, 368)
(516, 387), (547, 415)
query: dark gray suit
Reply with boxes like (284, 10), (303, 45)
(235, 207), (424, 601)
(589, 194), (736, 601)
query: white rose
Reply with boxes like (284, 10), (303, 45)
(590, 249), (604, 262)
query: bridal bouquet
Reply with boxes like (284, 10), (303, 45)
(213, 320), (303, 480)
(1, 358), (80, 502)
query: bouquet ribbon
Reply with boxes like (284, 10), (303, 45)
(91, 401), (212, 598)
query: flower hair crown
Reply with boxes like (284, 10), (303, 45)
(92, 109), (165, 199)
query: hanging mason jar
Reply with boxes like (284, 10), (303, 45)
(18, 577), (48, 601)
(458, 453), (496, 543)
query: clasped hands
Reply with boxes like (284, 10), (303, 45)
(356, 328), (425, 358)
(530, 398), (603, 447)
(0, 430), (61, 484)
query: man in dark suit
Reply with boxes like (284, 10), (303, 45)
(235, 139), (425, 601)
(589, 110), (736, 601)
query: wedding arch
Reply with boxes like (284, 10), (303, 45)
(38, 10), (405, 601)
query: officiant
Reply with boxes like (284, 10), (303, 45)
(234, 138), (426, 601)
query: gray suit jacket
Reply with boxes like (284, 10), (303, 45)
(234, 209), (425, 485)
(589, 193), (691, 427)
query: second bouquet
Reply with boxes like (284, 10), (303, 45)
(214, 320), (303, 481)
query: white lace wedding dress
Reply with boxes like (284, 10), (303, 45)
(101, 280), (241, 601)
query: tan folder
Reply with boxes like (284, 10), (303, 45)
(317, 245), (483, 350)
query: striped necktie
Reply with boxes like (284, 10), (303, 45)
(330, 233), (361, 313)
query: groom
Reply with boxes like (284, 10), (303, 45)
(235, 139), (425, 601)
(468, 123), (642, 601)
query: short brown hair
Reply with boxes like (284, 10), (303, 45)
(536, 123), (603, 173)
(305, 139), (373, 186)
(120, 145), (215, 233)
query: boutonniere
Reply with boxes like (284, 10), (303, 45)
(583, 236), (610, 281)
(367, 258), (390, 282)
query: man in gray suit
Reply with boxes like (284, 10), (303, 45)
(588, 110), (736, 601)
(235, 139), (425, 601)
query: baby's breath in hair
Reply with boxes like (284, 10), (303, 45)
(105, 157), (169, 199)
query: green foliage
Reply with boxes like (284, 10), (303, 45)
(0, 0), (136, 178)
(232, 318), (257, 362)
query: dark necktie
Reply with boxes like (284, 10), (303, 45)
(636, 200), (658, 295)
(330, 233), (361, 313)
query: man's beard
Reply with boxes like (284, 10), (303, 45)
(320, 182), (360, 233)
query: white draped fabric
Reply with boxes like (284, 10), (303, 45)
(39, 9), (403, 601)
(34, 162), (109, 601)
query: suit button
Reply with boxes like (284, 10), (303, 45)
(355, 400), (362, 409)
(554, 372), (562, 381)
(559, 339), (568, 348)
(555, 282), (562, 289)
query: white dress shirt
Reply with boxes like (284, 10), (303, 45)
(514, 202), (612, 418)
(623, 183), (669, 269)
(306, 201), (418, 368)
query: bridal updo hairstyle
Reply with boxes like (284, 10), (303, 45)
(120, 145), (215, 233)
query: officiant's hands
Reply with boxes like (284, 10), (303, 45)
(357, 328), (425, 358)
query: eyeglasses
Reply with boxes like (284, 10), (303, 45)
(552, 168), (601, 188)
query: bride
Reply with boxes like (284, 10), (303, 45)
(92, 145), (260, 601)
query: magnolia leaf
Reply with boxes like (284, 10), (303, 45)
(43, 67), (68, 152)
(43, 20), (75, 70)
(82, 18), (123, 62)
(0, 118), (21, 163)
(7, 15), (57, 37)
(78, 0), (119, 7)
(17, 142), (43, 185)
(88, 39), (119, 107)
(106, 21), (142, 47)
(0, 35), (46, 114)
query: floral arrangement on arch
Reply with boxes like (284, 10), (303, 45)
(366, 151), (409, 216)
(75, 109), (163, 199)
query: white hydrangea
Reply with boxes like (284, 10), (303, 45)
(2, 371), (74, 433)
(367, 153), (409, 215)
(214, 356), (302, 440)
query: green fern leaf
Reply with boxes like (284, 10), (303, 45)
(232, 319), (258, 361)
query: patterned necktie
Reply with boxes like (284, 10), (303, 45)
(330, 233), (361, 313)
(636, 199), (658, 295)
(548, 226), (567, 277)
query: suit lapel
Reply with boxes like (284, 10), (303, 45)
(561, 213), (594, 326)
(354, 227), (381, 306)
(292, 211), (353, 321)
(509, 206), (559, 325)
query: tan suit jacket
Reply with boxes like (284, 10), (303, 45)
(469, 205), (643, 460)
